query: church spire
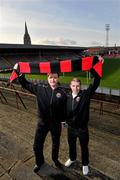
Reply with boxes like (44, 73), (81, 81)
(24, 22), (31, 45)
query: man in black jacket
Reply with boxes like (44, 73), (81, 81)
(17, 72), (67, 173)
(65, 63), (102, 175)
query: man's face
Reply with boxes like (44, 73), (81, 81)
(47, 73), (59, 89)
(70, 81), (81, 94)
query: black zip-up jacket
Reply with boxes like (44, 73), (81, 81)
(66, 69), (101, 130)
(18, 75), (67, 126)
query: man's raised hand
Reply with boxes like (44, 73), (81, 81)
(13, 63), (18, 70)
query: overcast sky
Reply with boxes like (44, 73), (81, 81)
(0, 0), (120, 47)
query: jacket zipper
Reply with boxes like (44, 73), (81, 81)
(72, 97), (74, 121)
(50, 89), (54, 121)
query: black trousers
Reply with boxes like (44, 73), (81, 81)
(67, 127), (89, 166)
(33, 123), (61, 166)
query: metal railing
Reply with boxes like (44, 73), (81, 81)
(0, 83), (119, 117)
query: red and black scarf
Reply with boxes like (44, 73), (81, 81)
(10, 56), (103, 82)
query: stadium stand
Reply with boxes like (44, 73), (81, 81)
(0, 44), (84, 70)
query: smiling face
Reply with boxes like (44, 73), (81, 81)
(70, 78), (81, 95)
(47, 73), (59, 89)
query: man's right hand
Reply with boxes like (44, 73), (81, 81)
(13, 63), (22, 77)
(13, 63), (18, 70)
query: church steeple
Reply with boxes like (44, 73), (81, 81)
(24, 22), (31, 45)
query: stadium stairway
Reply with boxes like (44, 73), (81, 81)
(0, 95), (120, 180)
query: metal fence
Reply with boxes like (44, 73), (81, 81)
(82, 85), (120, 96)
(0, 76), (120, 97)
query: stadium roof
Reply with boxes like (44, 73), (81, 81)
(0, 43), (87, 50)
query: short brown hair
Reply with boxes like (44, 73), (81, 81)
(71, 77), (81, 85)
(47, 72), (59, 77)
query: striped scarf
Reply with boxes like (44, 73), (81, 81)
(9, 56), (103, 82)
